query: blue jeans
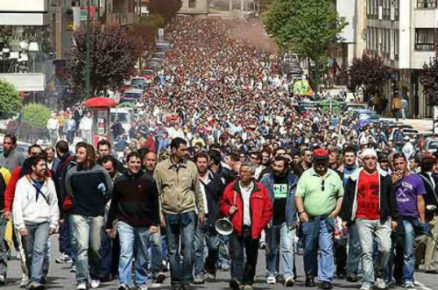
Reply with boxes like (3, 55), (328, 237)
(346, 223), (361, 275)
(22, 222), (49, 283)
(164, 211), (196, 285)
(265, 223), (295, 280)
(218, 234), (231, 267)
(0, 214), (8, 276)
(302, 217), (334, 282)
(193, 224), (220, 276)
(117, 221), (151, 287)
(71, 214), (103, 284)
(67, 214), (78, 265)
(400, 220), (416, 283)
(149, 229), (162, 278)
(356, 219), (392, 286)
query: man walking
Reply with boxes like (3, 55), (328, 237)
(340, 149), (398, 290)
(416, 154), (438, 273)
(261, 156), (298, 287)
(106, 152), (160, 290)
(193, 152), (225, 284)
(65, 143), (112, 290)
(295, 148), (344, 290)
(0, 134), (25, 171)
(13, 155), (59, 289)
(153, 137), (205, 290)
(220, 162), (273, 290)
(389, 153), (427, 288)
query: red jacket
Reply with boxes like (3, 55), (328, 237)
(220, 180), (273, 239)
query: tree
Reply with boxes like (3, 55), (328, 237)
(127, 22), (157, 71)
(420, 53), (438, 106)
(348, 52), (388, 101)
(20, 103), (51, 143)
(147, 0), (182, 25)
(68, 23), (138, 99)
(0, 79), (22, 118)
(264, 0), (347, 92)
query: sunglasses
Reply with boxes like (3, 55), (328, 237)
(321, 179), (325, 191)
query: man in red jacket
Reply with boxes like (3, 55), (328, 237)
(220, 161), (273, 290)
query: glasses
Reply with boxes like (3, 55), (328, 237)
(321, 179), (325, 191)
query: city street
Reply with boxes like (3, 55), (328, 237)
(1, 236), (436, 290)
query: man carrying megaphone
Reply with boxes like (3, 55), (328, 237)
(220, 161), (273, 290)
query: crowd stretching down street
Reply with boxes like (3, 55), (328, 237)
(0, 16), (438, 290)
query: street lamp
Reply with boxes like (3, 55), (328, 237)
(29, 41), (39, 73)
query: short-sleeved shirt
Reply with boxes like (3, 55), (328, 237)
(296, 168), (344, 216)
(393, 173), (425, 218)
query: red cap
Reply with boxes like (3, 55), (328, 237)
(313, 148), (329, 160)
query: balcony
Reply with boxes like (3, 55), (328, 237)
(106, 12), (136, 26)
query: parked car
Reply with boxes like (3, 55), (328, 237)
(130, 77), (148, 90)
(120, 88), (143, 103)
(423, 138), (438, 153)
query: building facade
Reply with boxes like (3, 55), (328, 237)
(0, 0), (50, 93)
(367, 0), (438, 118)
(179, 0), (209, 14)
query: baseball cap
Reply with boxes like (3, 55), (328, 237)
(313, 148), (329, 161)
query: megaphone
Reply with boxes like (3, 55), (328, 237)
(215, 190), (237, 236)
(215, 217), (234, 236)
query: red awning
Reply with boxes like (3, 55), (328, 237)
(83, 97), (118, 108)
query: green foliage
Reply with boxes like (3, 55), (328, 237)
(349, 52), (388, 100)
(420, 54), (438, 106)
(0, 79), (22, 118)
(141, 14), (165, 29)
(68, 23), (138, 100)
(264, 0), (346, 60)
(21, 103), (51, 130)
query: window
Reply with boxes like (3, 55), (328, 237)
(415, 28), (436, 51)
(417, 0), (438, 8)
(394, 29), (399, 58)
(189, 0), (196, 8)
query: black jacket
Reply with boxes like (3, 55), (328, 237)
(200, 170), (225, 227)
(418, 171), (438, 221)
(340, 169), (398, 225)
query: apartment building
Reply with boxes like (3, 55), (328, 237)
(367, 0), (438, 118)
(0, 0), (50, 92)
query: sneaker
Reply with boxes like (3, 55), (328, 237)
(242, 285), (253, 290)
(28, 280), (44, 289)
(154, 272), (166, 284)
(229, 278), (240, 290)
(20, 275), (29, 288)
(90, 279), (100, 289)
(285, 277), (294, 287)
(321, 281), (333, 290)
(137, 285), (148, 290)
(305, 276), (315, 287)
(346, 273), (359, 282)
(55, 253), (72, 264)
(266, 276), (276, 284)
(360, 283), (371, 290)
(193, 275), (204, 284)
(71, 265), (77, 273)
(375, 278), (387, 289)
(220, 263), (230, 271)
(0, 274), (5, 285)
(77, 282), (87, 290)
(206, 272), (216, 281)
(118, 284), (129, 290)
(403, 282), (415, 289)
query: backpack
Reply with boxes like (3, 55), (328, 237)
(0, 167), (11, 186)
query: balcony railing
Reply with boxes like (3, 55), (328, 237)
(415, 43), (435, 51)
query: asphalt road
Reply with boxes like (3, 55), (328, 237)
(1, 235), (437, 290)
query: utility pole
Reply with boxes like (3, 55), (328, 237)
(85, 0), (91, 98)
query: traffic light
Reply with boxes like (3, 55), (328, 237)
(391, 80), (399, 98)
(66, 8), (73, 31)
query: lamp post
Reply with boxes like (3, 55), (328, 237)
(85, 0), (91, 98)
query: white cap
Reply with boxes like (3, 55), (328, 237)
(361, 148), (377, 159)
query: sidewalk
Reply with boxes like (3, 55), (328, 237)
(380, 117), (433, 132)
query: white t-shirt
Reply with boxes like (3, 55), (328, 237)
(239, 181), (254, 226)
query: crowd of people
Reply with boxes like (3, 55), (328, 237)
(0, 15), (436, 290)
